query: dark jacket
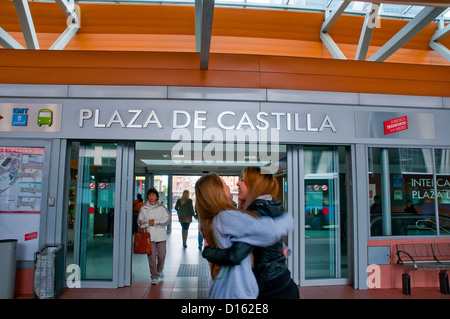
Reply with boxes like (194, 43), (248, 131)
(202, 199), (296, 298)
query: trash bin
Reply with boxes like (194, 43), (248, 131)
(33, 245), (64, 299)
(0, 239), (18, 299)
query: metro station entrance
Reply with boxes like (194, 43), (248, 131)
(65, 140), (353, 289)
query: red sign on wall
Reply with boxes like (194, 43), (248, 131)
(384, 116), (408, 135)
(25, 231), (38, 241)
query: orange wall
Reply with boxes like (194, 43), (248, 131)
(0, 49), (449, 97)
(1, 2), (449, 65)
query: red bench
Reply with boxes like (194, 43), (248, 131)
(396, 243), (450, 295)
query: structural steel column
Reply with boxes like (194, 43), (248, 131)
(381, 149), (391, 236)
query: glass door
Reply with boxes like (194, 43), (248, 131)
(302, 146), (351, 284)
(66, 141), (123, 286)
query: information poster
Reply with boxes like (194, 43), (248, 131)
(0, 147), (44, 260)
(0, 147), (44, 213)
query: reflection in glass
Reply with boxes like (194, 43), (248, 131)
(66, 142), (117, 281)
(368, 148), (438, 236)
(435, 149), (450, 235)
(304, 146), (348, 279)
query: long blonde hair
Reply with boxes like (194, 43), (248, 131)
(242, 167), (279, 210)
(195, 173), (236, 248)
(195, 172), (256, 279)
(180, 189), (190, 204)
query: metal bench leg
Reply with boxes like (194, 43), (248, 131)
(402, 273), (411, 295)
(439, 272), (449, 295)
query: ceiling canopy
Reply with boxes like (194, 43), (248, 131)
(1, 0), (449, 68)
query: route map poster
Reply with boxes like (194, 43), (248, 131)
(0, 147), (44, 260)
(0, 147), (44, 213)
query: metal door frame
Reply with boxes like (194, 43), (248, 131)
(287, 144), (354, 287)
(68, 140), (134, 288)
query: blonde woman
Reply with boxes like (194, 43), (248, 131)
(195, 172), (293, 299)
(138, 188), (170, 285)
(175, 190), (195, 247)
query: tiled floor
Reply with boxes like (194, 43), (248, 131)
(16, 217), (450, 300)
(50, 281), (450, 300)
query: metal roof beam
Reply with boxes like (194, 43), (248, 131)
(55, 0), (75, 18)
(320, 31), (347, 59)
(50, 0), (81, 50)
(322, 0), (351, 33)
(0, 27), (25, 49)
(355, 3), (380, 60)
(432, 22), (450, 42)
(197, 0), (215, 70)
(429, 22), (450, 62)
(13, 0), (39, 49)
(368, 6), (447, 62)
(50, 25), (79, 50)
(320, 0), (350, 60)
(195, 0), (202, 52)
(429, 41), (450, 61)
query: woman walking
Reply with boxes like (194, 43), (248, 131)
(203, 167), (299, 299)
(138, 188), (171, 285)
(195, 172), (293, 299)
(175, 190), (195, 247)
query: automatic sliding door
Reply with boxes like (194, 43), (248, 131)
(303, 146), (350, 282)
(66, 142), (118, 283)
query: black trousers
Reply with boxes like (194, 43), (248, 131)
(257, 271), (299, 299)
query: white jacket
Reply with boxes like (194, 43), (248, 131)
(138, 202), (170, 242)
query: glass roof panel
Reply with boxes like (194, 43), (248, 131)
(381, 4), (409, 14)
(405, 6), (426, 15)
(29, 0), (450, 21)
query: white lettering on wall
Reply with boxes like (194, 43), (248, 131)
(78, 108), (337, 133)
(142, 110), (162, 128)
(79, 109), (92, 127)
(409, 177), (450, 200)
(173, 110), (191, 129)
(128, 109), (143, 128)
(94, 109), (105, 128)
(216, 111), (337, 132)
(217, 111), (235, 130)
(79, 109), (163, 129)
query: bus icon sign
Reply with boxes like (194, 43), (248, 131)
(37, 109), (53, 127)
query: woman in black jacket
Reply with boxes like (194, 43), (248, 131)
(202, 167), (299, 299)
